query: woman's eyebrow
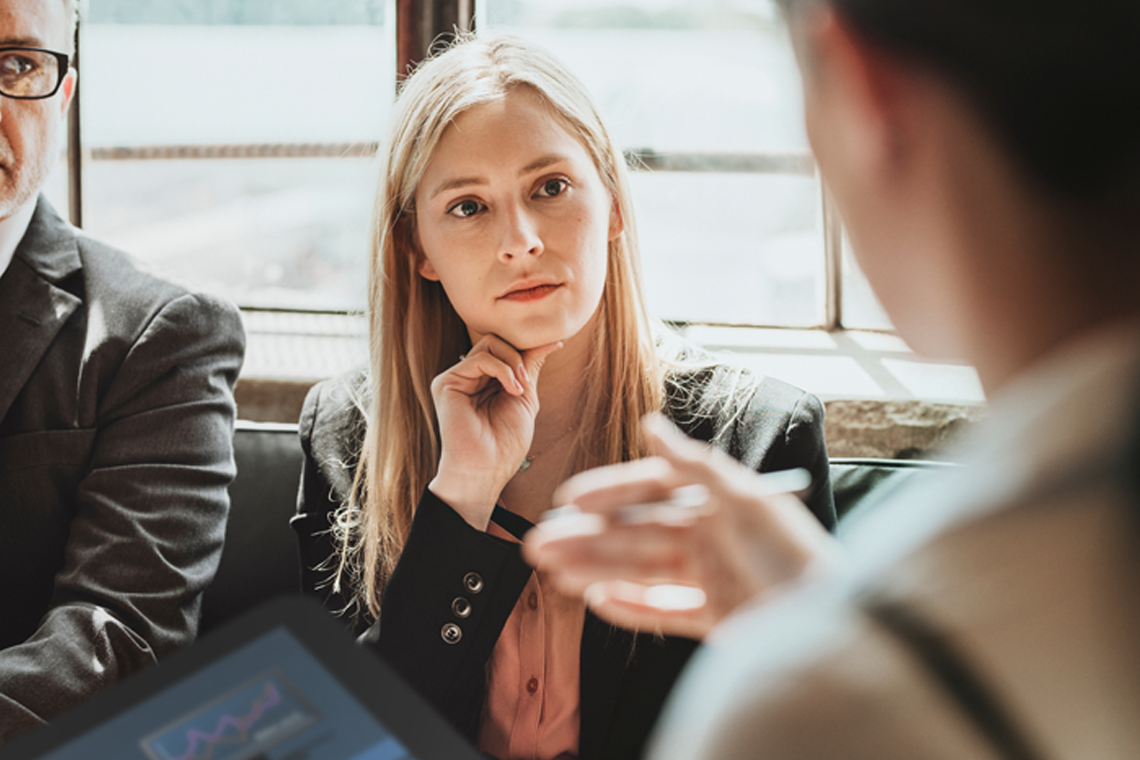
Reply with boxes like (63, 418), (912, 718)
(428, 176), (487, 200)
(427, 155), (571, 200)
(519, 155), (569, 176)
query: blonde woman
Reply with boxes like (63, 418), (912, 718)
(292, 34), (834, 760)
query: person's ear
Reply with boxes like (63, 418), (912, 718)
(416, 253), (440, 281)
(403, 212), (440, 281)
(608, 197), (624, 241)
(802, 6), (914, 173)
(59, 68), (77, 117)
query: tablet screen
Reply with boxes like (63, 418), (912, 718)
(38, 626), (410, 760)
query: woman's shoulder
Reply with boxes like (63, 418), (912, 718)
(664, 360), (824, 451)
(299, 369), (369, 490)
(665, 359), (817, 415)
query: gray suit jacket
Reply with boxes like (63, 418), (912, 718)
(0, 198), (245, 743)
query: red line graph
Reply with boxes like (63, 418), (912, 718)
(167, 682), (282, 760)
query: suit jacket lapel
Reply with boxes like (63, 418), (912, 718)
(0, 197), (82, 425)
(579, 611), (634, 759)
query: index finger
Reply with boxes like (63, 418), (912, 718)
(553, 456), (687, 514)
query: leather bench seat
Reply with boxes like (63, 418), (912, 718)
(200, 422), (954, 635)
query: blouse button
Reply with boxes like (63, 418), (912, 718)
(527, 592), (538, 610)
(452, 597), (472, 618)
(463, 572), (484, 594)
(526, 677), (539, 695)
(441, 623), (462, 644)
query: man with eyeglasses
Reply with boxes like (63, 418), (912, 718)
(0, 0), (243, 745)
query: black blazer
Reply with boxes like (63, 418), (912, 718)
(0, 198), (245, 742)
(293, 365), (834, 759)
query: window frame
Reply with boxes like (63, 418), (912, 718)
(65, 0), (853, 332)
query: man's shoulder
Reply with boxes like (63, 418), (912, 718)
(72, 236), (246, 365)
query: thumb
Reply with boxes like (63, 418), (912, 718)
(520, 340), (564, 390)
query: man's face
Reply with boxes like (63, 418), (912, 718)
(0, 0), (74, 221)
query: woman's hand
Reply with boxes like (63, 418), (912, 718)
(523, 414), (843, 640)
(428, 335), (563, 530)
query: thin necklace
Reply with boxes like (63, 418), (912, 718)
(519, 425), (576, 473)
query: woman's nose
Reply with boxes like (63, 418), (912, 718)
(499, 203), (544, 261)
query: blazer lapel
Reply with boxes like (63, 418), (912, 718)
(0, 197), (82, 425)
(578, 611), (634, 759)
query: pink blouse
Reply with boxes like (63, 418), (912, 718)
(479, 521), (586, 760)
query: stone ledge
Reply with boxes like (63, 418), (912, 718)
(237, 377), (986, 462)
(824, 399), (985, 460)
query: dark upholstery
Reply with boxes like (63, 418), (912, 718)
(199, 421), (305, 635)
(830, 457), (957, 523)
(199, 423), (952, 634)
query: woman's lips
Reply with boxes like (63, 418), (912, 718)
(500, 283), (561, 302)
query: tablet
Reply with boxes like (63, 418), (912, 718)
(1, 596), (481, 760)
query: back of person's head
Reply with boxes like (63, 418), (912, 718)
(779, 0), (1140, 224)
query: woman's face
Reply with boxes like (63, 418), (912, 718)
(414, 87), (622, 350)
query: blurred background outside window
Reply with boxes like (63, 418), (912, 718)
(72, 0), (391, 311)
(61, 0), (890, 330)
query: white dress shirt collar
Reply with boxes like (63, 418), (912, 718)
(0, 198), (39, 281)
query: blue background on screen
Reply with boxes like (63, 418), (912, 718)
(39, 628), (412, 760)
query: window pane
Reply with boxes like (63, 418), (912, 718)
(840, 232), (894, 331)
(632, 172), (824, 326)
(80, 157), (375, 310)
(79, 2), (392, 310)
(482, 1), (807, 153)
(483, 0), (822, 327)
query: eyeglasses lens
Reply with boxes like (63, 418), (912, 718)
(0, 49), (60, 99)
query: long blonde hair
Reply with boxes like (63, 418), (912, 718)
(330, 34), (665, 619)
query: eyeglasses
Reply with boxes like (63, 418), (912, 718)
(0, 47), (69, 100)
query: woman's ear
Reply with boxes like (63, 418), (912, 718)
(417, 254), (441, 281)
(403, 212), (441, 281)
(608, 197), (624, 241)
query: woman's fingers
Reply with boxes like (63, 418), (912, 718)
(429, 334), (547, 529)
(442, 337), (563, 398)
(445, 335), (528, 395)
(444, 350), (523, 396)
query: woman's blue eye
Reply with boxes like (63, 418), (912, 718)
(537, 179), (567, 197)
(448, 199), (485, 218)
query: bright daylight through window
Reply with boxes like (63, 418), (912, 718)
(70, 0), (890, 331)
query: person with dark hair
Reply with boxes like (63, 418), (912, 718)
(525, 0), (1140, 756)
